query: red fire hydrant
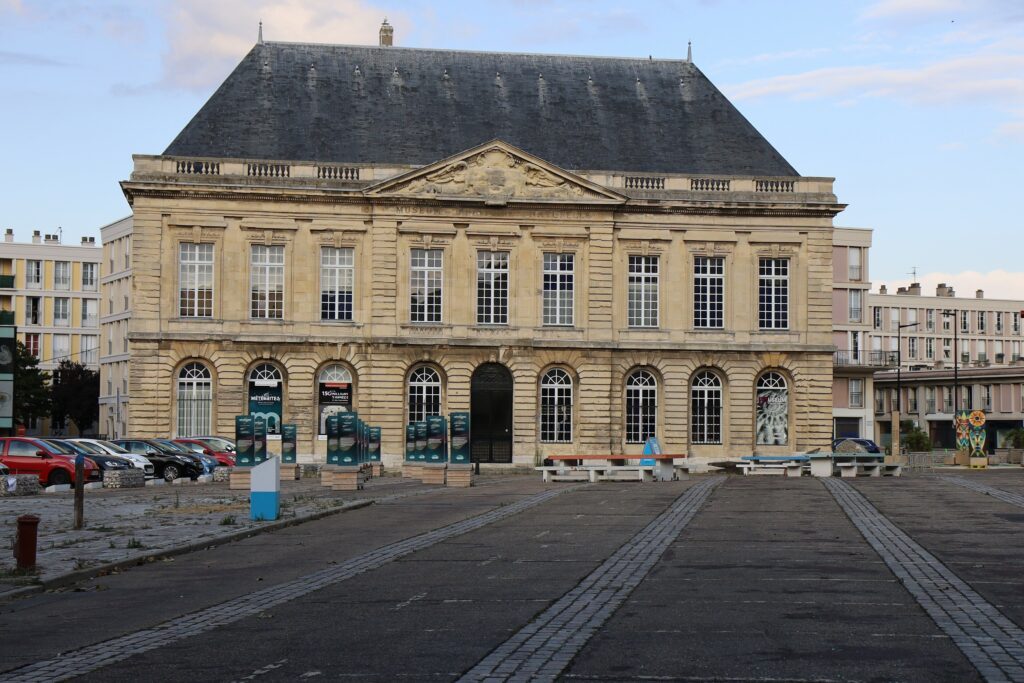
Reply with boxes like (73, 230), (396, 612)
(14, 514), (40, 571)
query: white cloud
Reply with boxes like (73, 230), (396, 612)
(861, 0), (968, 21)
(878, 270), (1024, 301)
(161, 0), (403, 90)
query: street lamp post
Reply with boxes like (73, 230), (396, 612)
(892, 321), (919, 457)
(942, 309), (960, 454)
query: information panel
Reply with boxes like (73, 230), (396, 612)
(338, 412), (357, 465)
(234, 415), (255, 467)
(426, 415), (447, 463)
(450, 412), (470, 464)
(369, 427), (382, 463)
(253, 417), (267, 464)
(326, 414), (341, 465)
(281, 423), (297, 464)
(415, 422), (428, 461)
(406, 424), (416, 461)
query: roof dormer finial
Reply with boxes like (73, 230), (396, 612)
(258, 20), (263, 44)
(379, 18), (394, 47)
(687, 41), (692, 63)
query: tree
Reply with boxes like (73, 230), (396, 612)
(12, 340), (50, 428)
(50, 359), (99, 435)
(898, 419), (932, 453)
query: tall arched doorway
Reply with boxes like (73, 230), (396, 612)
(471, 363), (513, 463)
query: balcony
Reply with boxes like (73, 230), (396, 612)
(834, 350), (898, 367)
(926, 399), (936, 414)
(0, 275), (13, 289)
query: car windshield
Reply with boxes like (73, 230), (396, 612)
(40, 440), (76, 455)
(155, 440), (191, 453)
(69, 440), (104, 454)
(200, 437), (234, 451)
(179, 441), (206, 453)
(96, 440), (130, 454)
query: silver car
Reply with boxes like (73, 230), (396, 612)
(71, 438), (155, 477)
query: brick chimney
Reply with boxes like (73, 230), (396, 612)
(976, 289), (984, 299)
(4, 229), (12, 243)
(879, 284), (887, 295)
(31, 230), (41, 244)
(907, 282), (922, 296)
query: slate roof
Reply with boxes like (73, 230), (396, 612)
(164, 42), (798, 176)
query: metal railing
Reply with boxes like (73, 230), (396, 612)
(0, 275), (14, 289)
(834, 350), (898, 367)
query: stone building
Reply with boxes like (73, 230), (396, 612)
(98, 216), (133, 439)
(116, 32), (844, 466)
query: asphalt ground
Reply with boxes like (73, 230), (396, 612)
(1, 470), (1023, 682)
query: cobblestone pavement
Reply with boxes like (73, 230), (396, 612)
(940, 475), (1024, 508)
(0, 474), (438, 592)
(458, 477), (723, 682)
(825, 477), (1024, 682)
(0, 484), (580, 682)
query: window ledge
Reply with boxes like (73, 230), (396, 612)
(315, 320), (363, 328)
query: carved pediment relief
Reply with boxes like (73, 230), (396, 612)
(367, 140), (625, 205)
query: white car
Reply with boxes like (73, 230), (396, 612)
(71, 438), (155, 477)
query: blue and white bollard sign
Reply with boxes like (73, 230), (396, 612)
(640, 436), (662, 466)
(250, 456), (281, 521)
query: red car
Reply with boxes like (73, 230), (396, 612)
(173, 438), (236, 467)
(0, 437), (100, 487)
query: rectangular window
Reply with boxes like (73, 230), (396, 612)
(961, 310), (969, 333)
(693, 256), (724, 328)
(874, 388), (885, 414)
(409, 248), (442, 323)
(943, 338), (952, 360)
(25, 296), (41, 325)
(926, 337), (935, 359)
(82, 262), (97, 291)
(977, 310), (986, 333)
(54, 261), (70, 290)
(179, 243), (214, 318)
(758, 258), (789, 329)
(983, 385), (993, 410)
(54, 298), (70, 327)
(848, 247), (861, 281)
(320, 247), (354, 321)
(995, 312), (1003, 334)
(943, 312), (951, 331)
(52, 334), (70, 361)
(908, 388), (918, 412)
(848, 290), (862, 323)
(476, 251), (509, 325)
(250, 244), (284, 319)
(25, 333), (39, 357)
(82, 299), (98, 327)
(1014, 312), (1021, 334)
(627, 255), (659, 328)
(890, 308), (900, 330)
(81, 335), (98, 365)
(926, 309), (935, 331)
(908, 336), (918, 359)
(542, 253), (574, 326)
(849, 378), (863, 408)
(26, 260), (42, 288)
(873, 307), (881, 330)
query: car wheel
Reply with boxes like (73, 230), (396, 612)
(48, 469), (71, 487)
(163, 464), (180, 482)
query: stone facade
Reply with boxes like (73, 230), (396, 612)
(120, 139), (840, 467)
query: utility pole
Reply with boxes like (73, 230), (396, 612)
(892, 321), (919, 458)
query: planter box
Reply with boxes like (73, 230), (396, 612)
(446, 464), (473, 488)
(228, 469), (251, 490)
(421, 463), (447, 486)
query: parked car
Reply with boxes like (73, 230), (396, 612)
(831, 437), (882, 454)
(0, 437), (100, 487)
(189, 436), (236, 454)
(69, 439), (155, 477)
(0, 462), (9, 477)
(111, 439), (205, 482)
(174, 438), (236, 467)
(44, 439), (134, 478)
(153, 439), (219, 472)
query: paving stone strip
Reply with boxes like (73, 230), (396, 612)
(0, 485), (580, 683)
(939, 476), (1024, 509)
(824, 478), (1024, 682)
(457, 477), (724, 683)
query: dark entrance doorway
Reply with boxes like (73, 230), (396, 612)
(471, 363), (513, 463)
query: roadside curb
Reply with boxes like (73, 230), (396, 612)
(0, 498), (376, 605)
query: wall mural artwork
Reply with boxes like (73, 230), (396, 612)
(756, 387), (788, 446)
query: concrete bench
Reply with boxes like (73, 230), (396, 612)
(882, 464), (902, 477)
(535, 466), (589, 483)
(836, 462), (881, 478)
(739, 455), (809, 477)
(588, 466), (656, 483)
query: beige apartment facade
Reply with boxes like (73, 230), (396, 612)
(117, 39), (843, 466)
(98, 216), (133, 438)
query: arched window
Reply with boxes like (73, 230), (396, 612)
(247, 363), (283, 435)
(540, 368), (573, 443)
(177, 362), (212, 437)
(408, 366), (441, 424)
(626, 370), (657, 444)
(318, 364), (354, 434)
(691, 371), (722, 445)
(756, 371), (789, 445)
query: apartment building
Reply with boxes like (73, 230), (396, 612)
(98, 216), (132, 439)
(0, 228), (101, 433)
(870, 284), (1024, 450)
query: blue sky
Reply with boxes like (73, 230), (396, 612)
(2, 0), (1022, 297)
